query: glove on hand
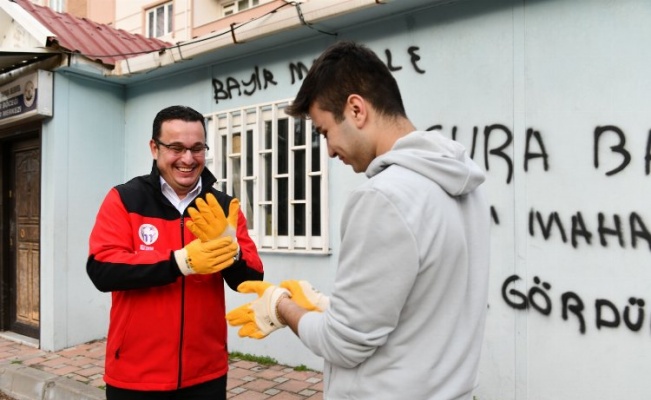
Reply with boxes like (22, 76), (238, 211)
(226, 281), (289, 339)
(280, 280), (330, 312)
(187, 193), (239, 243)
(174, 237), (238, 276)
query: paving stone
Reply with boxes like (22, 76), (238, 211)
(0, 336), (324, 400)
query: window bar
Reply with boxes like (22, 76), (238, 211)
(303, 118), (313, 251)
(270, 103), (279, 250)
(205, 115), (215, 172)
(320, 131), (329, 252)
(287, 106), (295, 251)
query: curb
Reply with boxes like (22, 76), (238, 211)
(0, 363), (105, 400)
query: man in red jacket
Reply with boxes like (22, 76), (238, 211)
(87, 105), (263, 400)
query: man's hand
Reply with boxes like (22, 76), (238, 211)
(226, 281), (289, 339)
(187, 193), (239, 242)
(280, 280), (330, 311)
(174, 237), (238, 275)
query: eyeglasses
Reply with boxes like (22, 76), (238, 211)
(155, 139), (209, 155)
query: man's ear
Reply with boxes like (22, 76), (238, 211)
(149, 139), (159, 160)
(346, 94), (367, 128)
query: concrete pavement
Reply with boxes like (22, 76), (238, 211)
(0, 333), (323, 399)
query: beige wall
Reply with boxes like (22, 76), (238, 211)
(109, 0), (278, 41)
(66, 0), (114, 26)
(66, 0), (87, 19)
(192, 0), (282, 39)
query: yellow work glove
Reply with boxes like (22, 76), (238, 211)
(280, 280), (330, 312)
(187, 193), (239, 242)
(174, 237), (238, 276)
(225, 281), (289, 339)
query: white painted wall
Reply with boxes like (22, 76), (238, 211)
(40, 73), (124, 351)
(77, 0), (651, 398)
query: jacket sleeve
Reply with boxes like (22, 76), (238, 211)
(86, 188), (182, 292)
(222, 208), (264, 291)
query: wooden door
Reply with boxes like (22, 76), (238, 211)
(8, 137), (40, 338)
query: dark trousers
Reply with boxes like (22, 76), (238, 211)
(106, 375), (227, 400)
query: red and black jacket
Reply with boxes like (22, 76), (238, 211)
(87, 163), (263, 391)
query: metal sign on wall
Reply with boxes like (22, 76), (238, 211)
(0, 70), (53, 127)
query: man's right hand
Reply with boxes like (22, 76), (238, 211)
(280, 280), (330, 311)
(174, 237), (238, 275)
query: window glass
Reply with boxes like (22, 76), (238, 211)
(156, 7), (164, 36)
(167, 4), (173, 34)
(148, 12), (154, 38)
(277, 119), (288, 174)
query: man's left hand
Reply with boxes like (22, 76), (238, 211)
(187, 193), (239, 242)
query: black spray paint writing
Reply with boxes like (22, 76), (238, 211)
(528, 209), (651, 251)
(212, 46), (424, 104)
(212, 66), (277, 103)
(427, 124), (651, 184)
(385, 46), (425, 74)
(502, 275), (647, 336)
(427, 124), (548, 184)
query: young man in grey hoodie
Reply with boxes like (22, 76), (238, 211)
(226, 40), (490, 400)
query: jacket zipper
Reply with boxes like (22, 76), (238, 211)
(177, 215), (186, 389)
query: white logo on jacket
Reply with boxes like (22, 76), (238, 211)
(138, 224), (159, 247)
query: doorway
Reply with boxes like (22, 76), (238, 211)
(1, 132), (40, 339)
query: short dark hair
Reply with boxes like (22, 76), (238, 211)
(152, 105), (206, 140)
(286, 40), (407, 122)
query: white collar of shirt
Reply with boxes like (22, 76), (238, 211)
(160, 177), (202, 214)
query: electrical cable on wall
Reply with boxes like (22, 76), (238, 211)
(284, 1), (337, 36)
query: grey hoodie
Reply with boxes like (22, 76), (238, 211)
(298, 130), (490, 400)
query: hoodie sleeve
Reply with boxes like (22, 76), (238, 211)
(297, 185), (420, 368)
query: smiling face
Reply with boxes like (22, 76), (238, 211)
(309, 100), (376, 173)
(150, 119), (206, 199)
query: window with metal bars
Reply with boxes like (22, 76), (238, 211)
(205, 100), (329, 254)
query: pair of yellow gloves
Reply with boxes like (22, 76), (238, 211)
(175, 193), (329, 340)
(227, 280), (330, 339)
(174, 193), (240, 276)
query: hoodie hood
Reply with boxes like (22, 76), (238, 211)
(366, 130), (485, 196)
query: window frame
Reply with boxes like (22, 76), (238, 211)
(145, 1), (173, 38)
(205, 99), (330, 254)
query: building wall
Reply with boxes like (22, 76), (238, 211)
(109, 0), (279, 41)
(67, 0), (114, 26)
(40, 72), (125, 351)
(65, 0), (87, 20)
(191, 0), (283, 39)
(50, 0), (284, 41)
(67, 0), (651, 398)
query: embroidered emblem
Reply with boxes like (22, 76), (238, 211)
(139, 224), (159, 246)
